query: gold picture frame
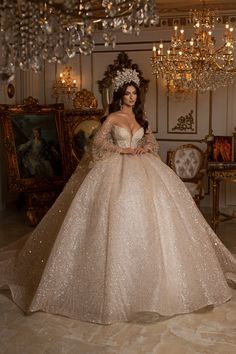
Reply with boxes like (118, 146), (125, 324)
(63, 107), (104, 175)
(0, 101), (67, 192)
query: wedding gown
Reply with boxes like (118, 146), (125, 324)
(0, 120), (236, 324)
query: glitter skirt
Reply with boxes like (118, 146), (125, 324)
(0, 153), (236, 324)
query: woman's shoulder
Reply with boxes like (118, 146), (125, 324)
(104, 112), (122, 125)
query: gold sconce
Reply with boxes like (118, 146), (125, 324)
(52, 66), (78, 101)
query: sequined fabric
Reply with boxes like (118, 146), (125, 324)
(0, 124), (236, 324)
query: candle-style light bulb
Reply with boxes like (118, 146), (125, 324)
(153, 44), (157, 58)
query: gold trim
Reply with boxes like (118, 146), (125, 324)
(97, 52), (149, 114)
(209, 90), (213, 135)
(226, 85), (229, 133)
(157, 138), (204, 142)
(208, 165), (236, 231)
(158, 4), (236, 15)
(55, 62), (57, 81)
(43, 61), (46, 104)
(155, 76), (158, 133)
(91, 53), (94, 93)
(55, 63), (58, 103)
(79, 53), (82, 90)
(167, 94), (169, 133)
(91, 46), (167, 53)
(73, 89), (98, 109)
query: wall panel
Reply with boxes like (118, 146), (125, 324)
(0, 25), (236, 209)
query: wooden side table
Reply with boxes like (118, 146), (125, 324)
(208, 162), (236, 231)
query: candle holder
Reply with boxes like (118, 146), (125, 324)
(52, 67), (78, 102)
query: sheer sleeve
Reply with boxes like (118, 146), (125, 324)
(92, 119), (122, 160)
(139, 127), (159, 155)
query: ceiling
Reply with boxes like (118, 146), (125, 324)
(157, 0), (236, 13)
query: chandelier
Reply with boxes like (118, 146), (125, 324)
(0, 0), (158, 81)
(151, 7), (236, 93)
(52, 67), (78, 101)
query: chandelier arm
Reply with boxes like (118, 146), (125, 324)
(151, 6), (235, 93)
(0, 0), (158, 66)
(214, 46), (227, 54)
(31, 0), (135, 18)
(66, 10), (136, 26)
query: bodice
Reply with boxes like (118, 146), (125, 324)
(111, 125), (144, 148)
(30, 140), (43, 156)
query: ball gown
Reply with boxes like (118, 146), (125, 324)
(0, 119), (236, 324)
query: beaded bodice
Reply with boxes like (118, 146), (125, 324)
(111, 125), (144, 148)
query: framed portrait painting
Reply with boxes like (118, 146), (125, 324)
(0, 104), (67, 192)
(212, 135), (234, 162)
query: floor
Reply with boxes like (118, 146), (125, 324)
(0, 206), (236, 354)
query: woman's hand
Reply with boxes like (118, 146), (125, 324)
(134, 147), (146, 155)
(120, 147), (136, 155)
(120, 147), (146, 155)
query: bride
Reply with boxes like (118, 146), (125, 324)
(0, 68), (236, 324)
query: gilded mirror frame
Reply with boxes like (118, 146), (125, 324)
(98, 51), (149, 113)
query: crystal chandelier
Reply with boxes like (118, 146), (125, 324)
(52, 66), (78, 101)
(0, 0), (158, 81)
(151, 7), (236, 93)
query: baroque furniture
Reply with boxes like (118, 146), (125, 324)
(64, 89), (104, 175)
(167, 144), (207, 205)
(208, 161), (236, 231)
(98, 51), (149, 112)
(0, 97), (66, 226)
(0, 93), (103, 226)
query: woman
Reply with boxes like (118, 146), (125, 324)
(17, 127), (54, 178)
(0, 68), (236, 324)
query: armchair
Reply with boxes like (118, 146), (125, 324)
(167, 144), (207, 205)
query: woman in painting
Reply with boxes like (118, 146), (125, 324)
(0, 68), (236, 324)
(17, 127), (54, 178)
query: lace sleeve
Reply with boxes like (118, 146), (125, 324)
(140, 127), (159, 155)
(92, 119), (122, 160)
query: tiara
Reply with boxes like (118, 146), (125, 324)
(113, 68), (140, 92)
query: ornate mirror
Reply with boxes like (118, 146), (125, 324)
(98, 51), (149, 113)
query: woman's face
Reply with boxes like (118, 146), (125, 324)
(33, 129), (41, 138)
(122, 85), (137, 107)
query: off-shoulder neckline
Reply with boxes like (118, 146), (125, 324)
(112, 124), (143, 137)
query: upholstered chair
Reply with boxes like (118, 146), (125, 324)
(167, 144), (207, 205)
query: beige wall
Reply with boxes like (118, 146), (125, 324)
(0, 25), (236, 210)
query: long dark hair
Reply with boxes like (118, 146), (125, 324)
(102, 81), (148, 133)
